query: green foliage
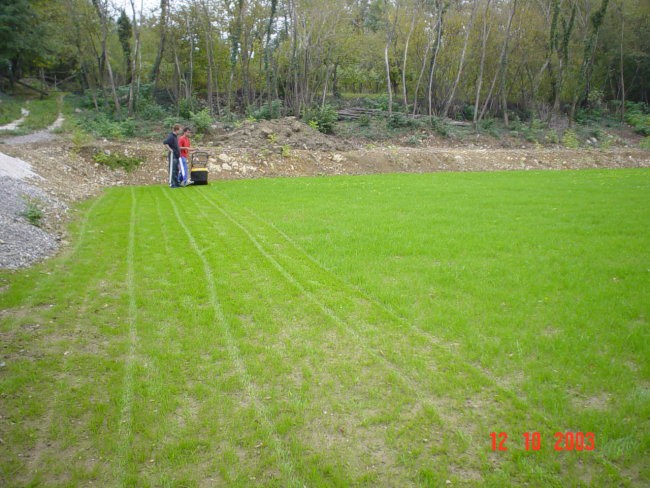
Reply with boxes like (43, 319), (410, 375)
(92, 150), (142, 172)
(406, 135), (421, 146)
(249, 100), (281, 120)
(366, 95), (401, 112)
(519, 118), (546, 143)
(461, 104), (474, 121)
(189, 109), (212, 134)
(117, 10), (132, 71)
(478, 118), (502, 138)
(0, 0), (45, 78)
(0, 96), (22, 124)
(358, 114), (370, 127)
(639, 137), (650, 149)
(625, 102), (650, 136)
(137, 99), (168, 121)
(70, 127), (91, 149)
(20, 97), (60, 130)
(545, 129), (560, 144)
(78, 111), (135, 139)
(562, 129), (580, 148)
(303, 105), (337, 134)
(387, 113), (419, 129)
(178, 98), (198, 119)
(20, 197), (43, 227)
(430, 117), (449, 137)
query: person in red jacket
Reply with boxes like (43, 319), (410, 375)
(178, 127), (194, 186)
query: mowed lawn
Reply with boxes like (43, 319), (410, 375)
(1, 169), (648, 487)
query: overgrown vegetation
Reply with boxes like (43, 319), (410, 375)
(92, 150), (142, 172)
(625, 102), (650, 136)
(2, 0), (649, 131)
(0, 96), (22, 125)
(19, 197), (43, 227)
(302, 105), (337, 134)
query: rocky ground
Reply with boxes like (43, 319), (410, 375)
(1, 116), (649, 268)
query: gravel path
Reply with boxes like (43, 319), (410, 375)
(0, 113), (64, 145)
(0, 108), (29, 131)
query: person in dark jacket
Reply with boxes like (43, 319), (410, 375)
(163, 124), (183, 188)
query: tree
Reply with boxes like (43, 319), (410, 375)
(0, 0), (46, 84)
(117, 9), (133, 83)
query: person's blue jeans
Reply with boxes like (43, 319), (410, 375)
(179, 156), (189, 186)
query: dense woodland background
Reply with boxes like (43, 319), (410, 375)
(1, 0), (649, 126)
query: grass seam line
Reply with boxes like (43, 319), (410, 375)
(193, 191), (451, 406)
(160, 189), (303, 487)
(117, 187), (138, 484)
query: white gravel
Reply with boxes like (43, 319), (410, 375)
(0, 151), (41, 179)
(0, 152), (66, 269)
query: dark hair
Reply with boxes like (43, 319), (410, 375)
(183, 127), (192, 133)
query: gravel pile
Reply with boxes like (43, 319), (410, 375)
(0, 156), (68, 269)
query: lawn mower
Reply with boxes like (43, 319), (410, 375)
(190, 151), (209, 185)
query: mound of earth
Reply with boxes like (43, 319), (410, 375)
(209, 117), (350, 152)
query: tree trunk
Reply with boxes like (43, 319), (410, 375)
(384, 2), (400, 117)
(186, 14), (194, 105)
(427, 2), (444, 117)
(402, 8), (417, 110)
(105, 52), (121, 115)
(92, 0), (121, 115)
(570, 0), (610, 122)
(201, 0), (216, 115)
(150, 0), (169, 89)
(442, 0), (478, 118)
(127, 0), (141, 116)
(473, 0), (492, 128)
(412, 28), (433, 115)
(264, 0), (278, 112)
(618, 3), (625, 121)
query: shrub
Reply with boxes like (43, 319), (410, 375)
(20, 197), (43, 227)
(461, 104), (474, 121)
(366, 94), (401, 112)
(77, 111), (137, 140)
(406, 135), (421, 146)
(624, 102), (650, 135)
(430, 117), (449, 137)
(92, 150), (143, 172)
(178, 98), (198, 119)
(250, 100), (282, 120)
(189, 109), (213, 133)
(562, 129), (580, 149)
(358, 114), (370, 127)
(387, 113), (418, 129)
(545, 130), (560, 145)
(138, 100), (168, 121)
(303, 105), (337, 134)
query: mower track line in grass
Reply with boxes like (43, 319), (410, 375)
(161, 189), (304, 488)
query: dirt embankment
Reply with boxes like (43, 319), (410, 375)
(8, 116), (649, 187)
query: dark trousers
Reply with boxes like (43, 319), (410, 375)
(168, 152), (180, 188)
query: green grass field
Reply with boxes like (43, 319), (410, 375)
(1, 169), (648, 487)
